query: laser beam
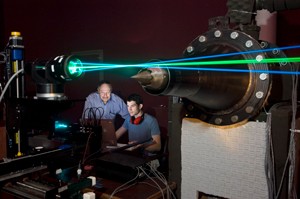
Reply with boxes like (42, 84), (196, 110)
(77, 56), (300, 75)
(145, 44), (300, 64)
(72, 44), (300, 75)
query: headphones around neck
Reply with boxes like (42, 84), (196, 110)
(130, 114), (144, 125)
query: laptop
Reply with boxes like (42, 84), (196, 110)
(100, 119), (118, 151)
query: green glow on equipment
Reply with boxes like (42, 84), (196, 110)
(55, 121), (68, 129)
(66, 57), (83, 79)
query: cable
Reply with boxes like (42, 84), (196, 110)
(82, 107), (104, 120)
(81, 147), (102, 165)
(265, 102), (289, 198)
(144, 164), (176, 199)
(287, 62), (298, 198)
(265, 105), (275, 198)
(0, 52), (6, 63)
(272, 63), (299, 199)
(262, 101), (295, 199)
(95, 107), (104, 119)
(0, 68), (24, 103)
(146, 162), (177, 199)
(265, 102), (291, 199)
(109, 167), (141, 199)
(82, 132), (95, 165)
(139, 166), (165, 199)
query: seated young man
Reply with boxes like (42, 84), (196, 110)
(115, 93), (161, 153)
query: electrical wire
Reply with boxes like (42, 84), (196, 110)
(269, 63), (299, 199)
(81, 107), (104, 126)
(0, 52), (6, 64)
(287, 62), (298, 198)
(82, 108), (93, 122)
(96, 107), (104, 118)
(145, 162), (177, 199)
(109, 167), (141, 199)
(266, 102), (294, 199)
(79, 106), (106, 166)
(262, 101), (295, 199)
(81, 132), (95, 165)
(81, 148), (102, 166)
(139, 166), (165, 199)
(265, 104), (276, 199)
(275, 63), (299, 199)
(0, 68), (24, 103)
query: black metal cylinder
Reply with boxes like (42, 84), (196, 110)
(134, 28), (293, 126)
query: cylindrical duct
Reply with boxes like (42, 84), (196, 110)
(133, 28), (291, 126)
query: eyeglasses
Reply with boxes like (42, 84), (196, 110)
(99, 91), (111, 95)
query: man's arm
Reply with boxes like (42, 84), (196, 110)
(82, 98), (91, 119)
(113, 94), (129, 119)
(118, 101), (130, 120)
(115, 126), (127, 140)
(143, 116), (161, 152)
(144, 134), (161, 152)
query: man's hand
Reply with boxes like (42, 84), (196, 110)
(128, 141), (142, 151)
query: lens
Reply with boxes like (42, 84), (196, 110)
(66, 57), (83, 79)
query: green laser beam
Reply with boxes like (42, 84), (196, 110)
(77, 57), (300, 73)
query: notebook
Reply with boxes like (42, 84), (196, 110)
(100, 119), (117, 150)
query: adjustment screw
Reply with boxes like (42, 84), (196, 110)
(199, 36), (206, 42)
(214, 118), (222, 125)
(186, 46), (194, 53)
(259, 73), (268, 80)
(256, 91), (264, 99)
(214, 30), (222, 38)
(245, 40), (253, 48)
(230, 32), (239, 39)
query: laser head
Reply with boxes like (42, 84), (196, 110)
(66, 56), (84, 79)
(47, 55), (84, 82)
(31, 55), (84, 100)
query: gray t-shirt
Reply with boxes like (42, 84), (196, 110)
(122, 113), (160, 143)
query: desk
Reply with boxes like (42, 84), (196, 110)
(94, 178), (176, 199)
(88, 149), (175, 198)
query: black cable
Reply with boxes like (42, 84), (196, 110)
(0, 52), (6, 63)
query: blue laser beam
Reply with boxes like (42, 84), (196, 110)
(142, 44), (300, 64)
(78, 44), (300, 75)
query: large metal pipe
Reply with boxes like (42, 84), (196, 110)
(133, 28), (293, 126)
